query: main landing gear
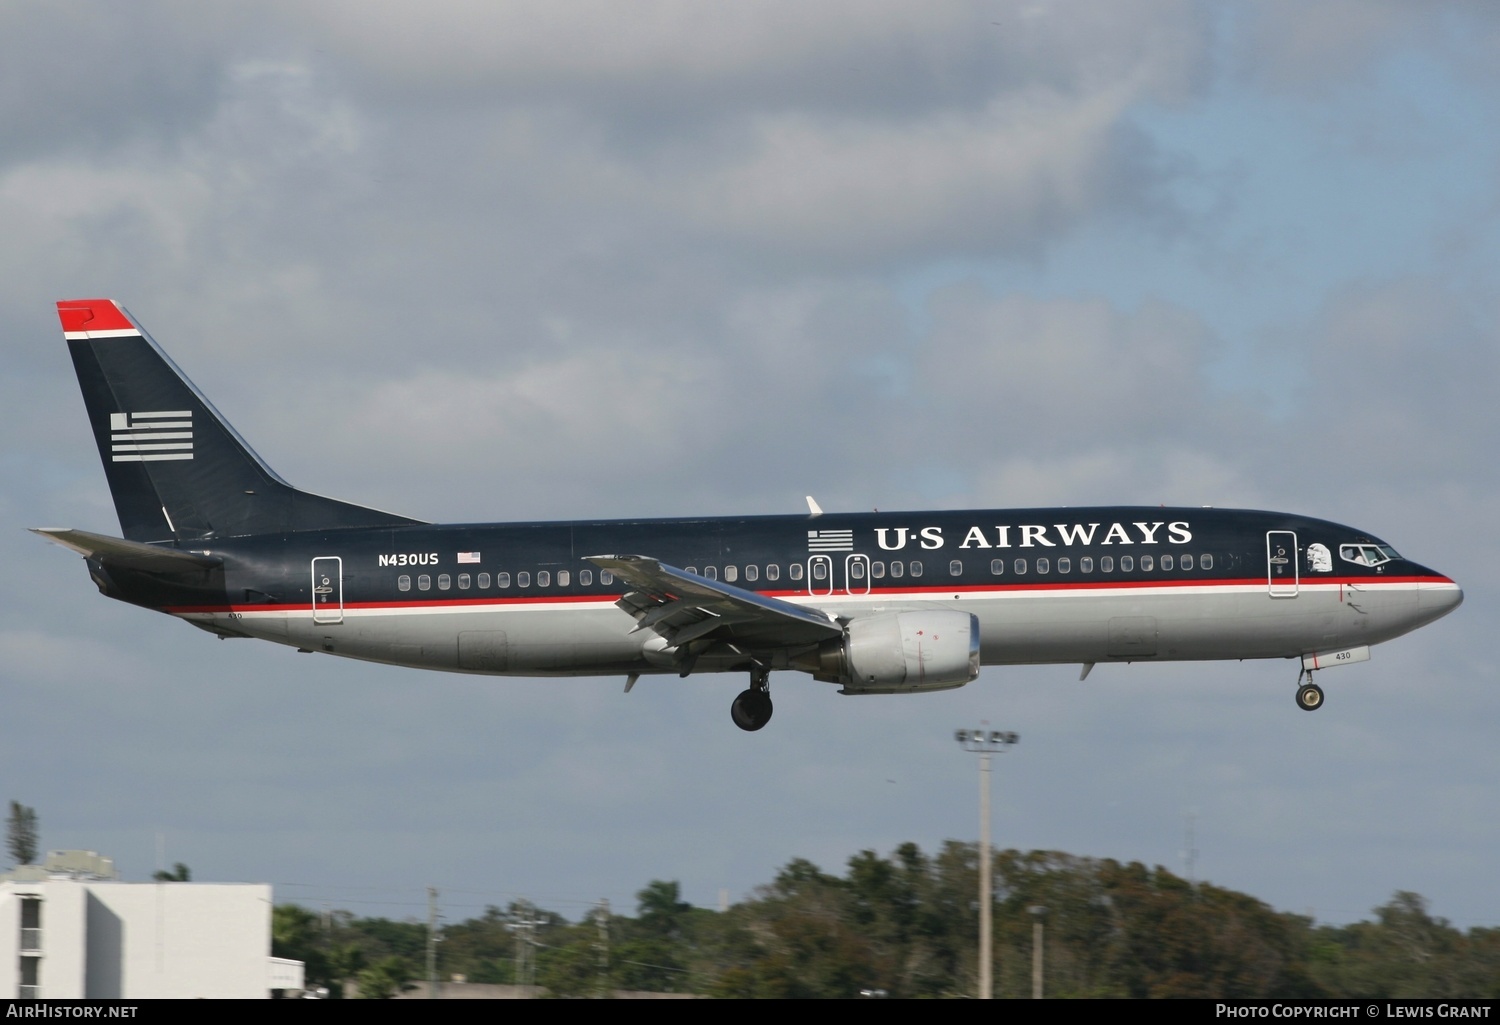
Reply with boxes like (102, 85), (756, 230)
(731, 666), (773, 732)
(1295, 668), (1324, 712)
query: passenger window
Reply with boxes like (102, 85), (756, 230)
(811, 562), (827, 580)
(685, 566), (697, 575)
(557, 570), (570, 586)
(909, 561), (923, 578)
(579, 569), (592, 586)
(497, 572), (511, 588)
(601, 570), (614, 585)
(1036, 557), (1049, 574)
(850, 561), (865, 579)
(949, 560), (963, 577)
(1139, 555), (1153, 572)
(724, 566), (737, 582)
(766, 564), (780, 581)
(438, 574), (452, 590)
(1080, 557), (1093, 573)
(990, 558), (1004, 575)
(1120, 556), (1134, 572)
(889, 561), (903, 579)
(1160, 554), (1173, 571)
(517, 571), (530, 587)
(537, 571), (551, 587)
(789, 563), (803, 581)
(1014, 559), (1027, 575)
(704, 566), (718, 581)
(458, 573), (471, 589)
(1057, 557), (1070, 574)
(398, 575), (411, 592)
(1179, 554), (1192, 571)
(1100, 556), (1114, 573)
(1200, 554), (1212, 570)
(744, 565), (758, 582)
(418, 574), (431, 591)
(871, 562), (885, 578)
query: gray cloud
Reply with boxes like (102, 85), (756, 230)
(0, 2), (234, 165)
(298, 1), (1209, 115)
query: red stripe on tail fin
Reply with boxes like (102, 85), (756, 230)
(57, 299), (135, 335)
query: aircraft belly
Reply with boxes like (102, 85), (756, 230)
(277, 606), (649, 676)
(952, 589), (1383, 664)
(183, 610), (289, 643)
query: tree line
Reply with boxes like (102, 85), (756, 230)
(272, 842), (1500, 998)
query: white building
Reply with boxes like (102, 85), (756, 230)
(1, 851), (302, 999)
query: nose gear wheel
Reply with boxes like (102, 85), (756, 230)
(1294, 668), (1324, 711)
(1296, 683), (1324, 711)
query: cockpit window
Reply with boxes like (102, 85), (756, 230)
(1340, 543), (1401, 568)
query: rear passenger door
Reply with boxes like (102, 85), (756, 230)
(312, 556), (344, 623)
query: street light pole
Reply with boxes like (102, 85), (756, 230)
(427, 886), (440, 1000)
(1029, 904), (1047, 999)
(955, 727), (1019, 1000)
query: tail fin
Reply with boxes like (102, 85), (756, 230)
(58, 299), (423, 542)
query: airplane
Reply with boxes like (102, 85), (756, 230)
(35, 299), (1463, 731)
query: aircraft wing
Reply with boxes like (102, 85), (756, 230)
(585, 554), (842, 652)
(31, 527), (222, 570)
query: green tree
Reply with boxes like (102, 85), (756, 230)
(152, 862), (191, 882)
(604, 880), (696, 992)
(439, 904), (519, 985)
(1307, 892), (1478, 998)
(268, 851), (1500, 999)
(536, 933), (601, 997)
(355, 955), (413, 999)
(273, 904), (349, 996)
(6, 802), (38, 866)
(636, 880), (692, 938)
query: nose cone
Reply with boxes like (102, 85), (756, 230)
(1415, 569), (1463, 621)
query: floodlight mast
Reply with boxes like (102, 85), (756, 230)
(954, 726), (1019, 1000)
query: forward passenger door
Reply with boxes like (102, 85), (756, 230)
(1266, 532), (1298, 598)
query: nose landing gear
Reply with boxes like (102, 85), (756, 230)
(731, 665), (773, 731)
(1295, 668), (1324, 712)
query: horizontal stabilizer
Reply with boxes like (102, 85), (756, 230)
(30, 527), (222, 570)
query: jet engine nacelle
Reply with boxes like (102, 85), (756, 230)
(803, 611), (981, 694)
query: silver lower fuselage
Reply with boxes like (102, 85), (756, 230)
(186, 576), (1462, 681)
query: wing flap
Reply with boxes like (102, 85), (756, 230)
(587, 554), (841, 651)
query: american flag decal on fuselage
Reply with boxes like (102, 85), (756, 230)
(807, 529), (854, 552)
(110, 410), (193, 462)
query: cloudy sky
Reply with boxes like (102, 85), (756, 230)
(3, 1), (1496, 932)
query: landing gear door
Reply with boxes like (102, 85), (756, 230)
(312, 556), (344, 624)
(1267, 532), (1298, 598)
